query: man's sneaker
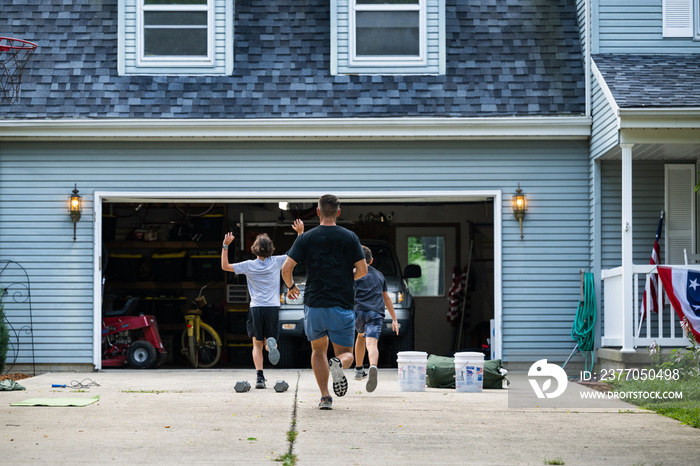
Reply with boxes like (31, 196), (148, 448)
(366, 365), (378, 393)
(318, 396), (333, 410)
(267, 337), (280, 365)
(255, 374), (266, 389)
(329, 357), (348, 397)
(354, 367), (367, 380)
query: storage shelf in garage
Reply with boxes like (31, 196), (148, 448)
(105, 241), (223, 249)
(108, 281), (225, 290)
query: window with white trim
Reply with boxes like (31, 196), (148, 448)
(119, 0), (233, 76)
(332, 0), (445, 75)
(139, 0), (212, 66)
(351, 0), (425, 66)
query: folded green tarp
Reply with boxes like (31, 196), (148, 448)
(426, 355), (508, 389)
(11, 395), (99, 407)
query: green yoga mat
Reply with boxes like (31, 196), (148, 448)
(11, 395), (99, 407)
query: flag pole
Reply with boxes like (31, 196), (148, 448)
(637, 210), (664, 339)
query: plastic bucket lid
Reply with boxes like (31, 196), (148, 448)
(397, 351), (428, 362)
(454, 351), (485, 361)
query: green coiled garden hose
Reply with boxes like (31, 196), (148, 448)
(571, 272), (597, 373)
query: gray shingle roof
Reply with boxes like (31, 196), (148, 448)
(594, 54), (700, 108)
(1, 0), (585, 119)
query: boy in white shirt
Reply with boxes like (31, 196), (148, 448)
(221, 219), (303, 388)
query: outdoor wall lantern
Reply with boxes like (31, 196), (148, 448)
(69, 184), (83, 241)
(512, 183), (527, 239)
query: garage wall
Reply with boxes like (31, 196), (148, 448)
(0, 139), (589, 366)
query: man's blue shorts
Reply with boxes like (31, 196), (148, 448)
(303, 305), (355, 348)
(355, 310), (384, 340)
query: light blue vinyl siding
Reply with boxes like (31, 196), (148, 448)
(601, 160), (666, 269)
(332, 0), (445, 75)
(590, 63), (619, 160)
(0, 139), (588, 365)
(120, 0), (233, 75)
(594, 0), (700, 53)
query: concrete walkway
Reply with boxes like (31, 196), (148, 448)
(2, 369), (700, 465)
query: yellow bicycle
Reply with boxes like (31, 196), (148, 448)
(180, 284), (222, 368)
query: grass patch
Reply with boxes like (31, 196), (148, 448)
(611, 331), (700, 428)
(613, 373), (700, 428)
(275, 452), (298, 466)
(275, 372), (300, 466)
(543, 458), (565, 465)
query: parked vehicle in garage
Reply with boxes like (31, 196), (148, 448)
(276, 240), (421, 368)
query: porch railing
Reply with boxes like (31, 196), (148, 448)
(601, 264), (689, 349)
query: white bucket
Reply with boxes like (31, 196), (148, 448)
(397, 351), (428, 392)
(454, 352), (484, 393)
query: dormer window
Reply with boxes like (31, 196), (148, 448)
(118, 0), (233, 76)
(351, 0), (424, 66)
(331, 0), (445, 75)
(140, 0), (211, 65)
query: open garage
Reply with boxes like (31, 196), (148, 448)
(97, 193), (497, 369)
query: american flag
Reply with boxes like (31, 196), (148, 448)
(641, 211), (664, 323)
(657, 266), (700, 339)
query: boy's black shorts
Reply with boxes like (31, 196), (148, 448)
(246, 306), (279, 341)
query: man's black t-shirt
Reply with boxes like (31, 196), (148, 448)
(287, 225), (365, 309)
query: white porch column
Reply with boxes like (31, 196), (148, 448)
(621, 144), (634, 352)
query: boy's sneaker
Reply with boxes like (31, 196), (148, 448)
(255, 374), (266, 389)
(267, 337), (280, 365)
(366, 365), (378, 393)
(329, 357), (348, 397)
(354, 367), (367, 380)
(318, 396), (333, 410)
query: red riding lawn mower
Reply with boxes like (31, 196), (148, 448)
(102, 297), (167, 369)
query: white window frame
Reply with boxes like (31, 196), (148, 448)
(349, 0), (427, 67)
(136, 0), (215, 68)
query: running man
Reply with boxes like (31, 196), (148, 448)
(281, 194), (367, 410)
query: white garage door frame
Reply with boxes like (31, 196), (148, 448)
(92, 189), (503, 369)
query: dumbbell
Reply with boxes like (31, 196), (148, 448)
(234, 381), (251, 393)
(274, 380), (289, 393)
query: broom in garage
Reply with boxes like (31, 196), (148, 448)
(455, 240), (473, 351)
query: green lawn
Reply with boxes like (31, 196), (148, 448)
(611, 339), (700, 428)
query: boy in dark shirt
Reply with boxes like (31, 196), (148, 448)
(353, 245), (399, 392)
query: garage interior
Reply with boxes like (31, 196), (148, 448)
(100, 197), (494, 369)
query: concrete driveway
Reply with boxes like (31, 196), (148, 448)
(2, 369), (699, 465)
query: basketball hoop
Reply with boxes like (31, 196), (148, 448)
(0, 37), (38, 103)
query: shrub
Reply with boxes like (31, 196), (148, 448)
(613, 318), (700, 428)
